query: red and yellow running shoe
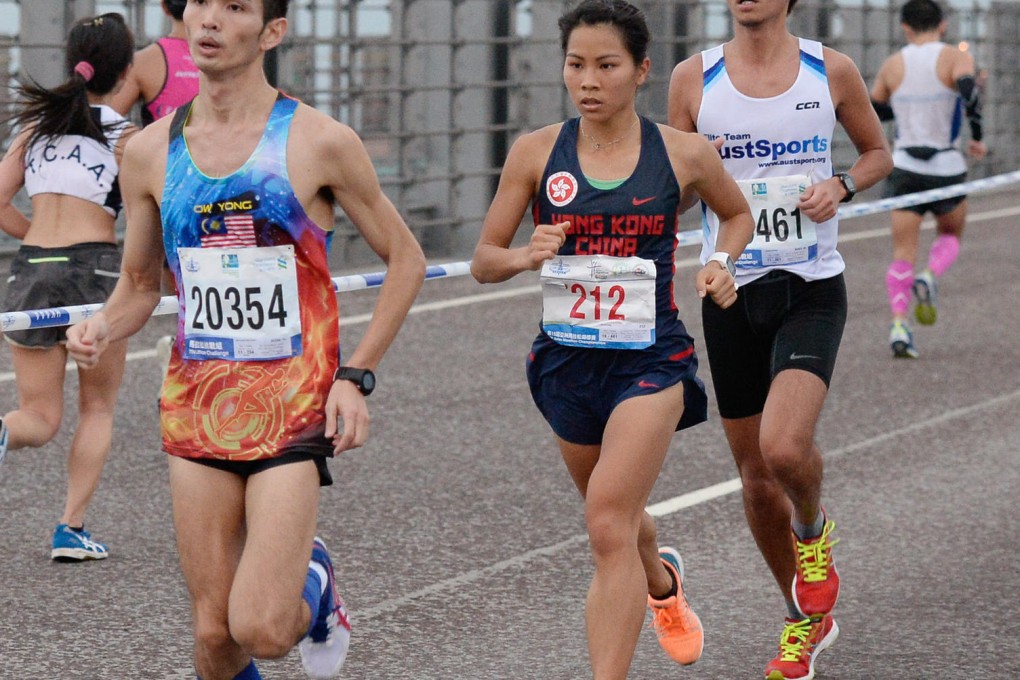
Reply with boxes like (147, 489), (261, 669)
(764, 614), (839, 680)
(791, 518), (840, 618)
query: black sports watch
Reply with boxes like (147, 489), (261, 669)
(835, 172), (856, 203)
(333, 366), (376, 396)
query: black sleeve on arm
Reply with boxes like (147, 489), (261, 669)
(956, 75), (983, 142)
(871, 99), (895, 122)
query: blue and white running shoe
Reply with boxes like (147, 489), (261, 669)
(890, 320), (919, 359)
(299, 537), (351, 679)
(51, 523), (109, 561)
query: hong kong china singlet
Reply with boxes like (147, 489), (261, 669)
(160, 93), (338, 461)
(533, 116), (684, 350)
(697, 38), (844, 287)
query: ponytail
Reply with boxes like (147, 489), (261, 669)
(73, 61), (95, 82)
(6, 14), (133, 157)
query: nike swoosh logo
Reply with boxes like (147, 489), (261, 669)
(638, 380), (660, 388)
(632, 196), (656, 206)
(789, 353), (821, 361)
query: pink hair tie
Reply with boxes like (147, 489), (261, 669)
(74, 61), (95, 82)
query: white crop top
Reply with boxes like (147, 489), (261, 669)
(696, 39), (844, 286)
(23, 105), (129, 216)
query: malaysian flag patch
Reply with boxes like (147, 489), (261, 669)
(200, 213), (257, 248)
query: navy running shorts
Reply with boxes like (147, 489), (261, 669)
(183, 449), (334, 487)
(882, 168), (967, 216)
(3, 242), (121, 348)
(701, 270), (847, 420)
(526, 331), (708, 446)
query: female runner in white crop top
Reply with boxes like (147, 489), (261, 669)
(0, 13), (137, 562)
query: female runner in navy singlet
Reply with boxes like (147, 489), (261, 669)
(471, 2), (753, 678)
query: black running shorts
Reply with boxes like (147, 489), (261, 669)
(183, 449), (334, 487)
(701, 270), (847, 420)
(882, 168), (967, 216)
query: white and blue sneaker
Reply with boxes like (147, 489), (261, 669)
(913, 269), (938, 326)
(890, 320), (919, 359)
(299, 538), (351, 679)
(0, 418), (8, 474)
(51, 523), (109, 561)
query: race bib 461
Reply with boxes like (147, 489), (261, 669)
(737, 174), (819, 268)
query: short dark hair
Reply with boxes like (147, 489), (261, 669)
(900, 0), (943, 31)
(558, 0), (650, 65)
(263, 0), (290, 22)
(167, 1), (289, 25)
(163, 0), (187, 21)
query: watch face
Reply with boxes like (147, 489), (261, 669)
(336, 367), (376, 395)
(711, 254), (735, 277)
(841, 173), (856, 196)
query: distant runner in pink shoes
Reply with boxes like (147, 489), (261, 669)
(870, 0), (987, 359)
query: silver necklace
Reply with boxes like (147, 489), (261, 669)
(579, 116), (638, 151)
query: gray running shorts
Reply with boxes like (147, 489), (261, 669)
(3, 242), (120, 348)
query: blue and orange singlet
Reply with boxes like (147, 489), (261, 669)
(160, 94), (338, 461)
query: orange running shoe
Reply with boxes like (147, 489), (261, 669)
(647, 547), (703, 665)
(791, 518), (840, 618)
(764, 615), (839, 680)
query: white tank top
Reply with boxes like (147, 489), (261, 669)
(890, 42), (966, 176)
(23, 105), (129, 216)
(697, 38), (844, 286)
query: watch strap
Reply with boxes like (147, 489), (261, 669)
(333, 366), (375, 395)
(836, 172), (856, 203)
(707, 252), (736, 277)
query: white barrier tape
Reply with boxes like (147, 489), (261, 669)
(1, 261), (473, 333)
(2, 170), (1017, 333)
(835, 169), (1020, 219)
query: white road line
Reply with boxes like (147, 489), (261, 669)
(2, 203), (1016, 624)
(355, 384), (1020, 621)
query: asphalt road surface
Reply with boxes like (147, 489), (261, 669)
(1, 188), (1018, 679)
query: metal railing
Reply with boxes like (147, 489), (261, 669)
(1, 0), (1016, 261)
